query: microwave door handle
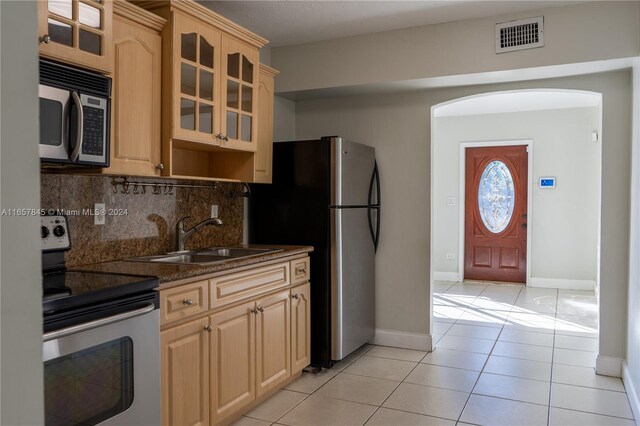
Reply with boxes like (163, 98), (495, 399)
(69, 91), (83, 162)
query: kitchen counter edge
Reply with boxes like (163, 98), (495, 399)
(72, 245), (314, 285)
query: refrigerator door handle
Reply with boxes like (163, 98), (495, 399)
(368, 162), (381, 252)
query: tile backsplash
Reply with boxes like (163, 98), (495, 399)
(41, 173), (244, 266)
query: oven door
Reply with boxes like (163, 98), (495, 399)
(43, 304), (160, 426)
(39, 84), (71, 161)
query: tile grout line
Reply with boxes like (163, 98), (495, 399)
(268, 347), (372, 425)
(453, 283), (525, 423)
(546, 288), (559, 426)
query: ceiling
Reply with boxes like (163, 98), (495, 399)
(199, 1), (582, 48)
(433, 90), (602, 117)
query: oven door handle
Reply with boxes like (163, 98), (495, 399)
(43, 303), (155, 342)
(69, 91), (83, 162)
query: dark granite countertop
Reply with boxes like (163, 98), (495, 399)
(72, 245), (313, 286)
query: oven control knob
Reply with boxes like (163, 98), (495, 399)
(41, 226), (50, 239)
(53, 225), (65, 238)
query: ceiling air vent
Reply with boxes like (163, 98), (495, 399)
(495, 16), (544, 54)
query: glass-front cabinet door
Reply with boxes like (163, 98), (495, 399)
(220, 35), (259, 152)
(38, 0), (113, 73)
(172, 12), (221, 145)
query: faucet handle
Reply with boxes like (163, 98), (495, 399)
(177, 216), (191, 228)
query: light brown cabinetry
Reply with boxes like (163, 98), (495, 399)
(134, 1), (268, 182)
(291, 283), (311, 375)
(255, 290), (291, 397)
(38, 0), (113, 73)
(160, 256), (310, 426)
(108, 1), (164, 176)
(161, 317), (210, 426)
(253, 64), (279, 183)
(210, 301), (256, 424)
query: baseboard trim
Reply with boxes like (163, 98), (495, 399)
(596, 355), (623, 377)
(433, 271), (459, 282)
(371, 329), (433, 352)
(622, 361), (640, 422)
(529, 277), (595, 290)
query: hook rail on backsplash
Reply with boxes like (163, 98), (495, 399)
(111, 177), (219, 195)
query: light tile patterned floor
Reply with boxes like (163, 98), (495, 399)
(232, 282), (634, 426)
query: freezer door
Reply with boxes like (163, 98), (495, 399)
(331, 138), (376, 207)
(331, 207), (375, 361)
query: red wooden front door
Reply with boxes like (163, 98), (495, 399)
(464, 145), (528, 283)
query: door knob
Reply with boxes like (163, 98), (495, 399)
(521, 223), (527, 229)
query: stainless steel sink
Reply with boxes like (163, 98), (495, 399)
(129, 247), (282, 265)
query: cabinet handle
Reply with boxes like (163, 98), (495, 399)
(291, 294), (299, 300)
(204, 325), (213, 332)
(295, 266), (307, 275)
(40, 34), (51, 44)
(155, 163), (164, 170)
(257, 306), (264, 313)
(215, 133), (224, 140)
(250, 308), (256, 315)
(183, 298), (193, 306)
(223, 135), (230, 142)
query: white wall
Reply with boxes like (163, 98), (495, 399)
(0, 1), (44, 424)
(272, 2), (640, 93)
(274, 96), (296, 141)
(624, 61), (640, 416)
(432, 106), (601, 289)
(295, 71), (630, 360)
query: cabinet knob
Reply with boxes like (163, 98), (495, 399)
(223, 135), (230, 142)
(296, 266), (307, 275)
(257, 306), (264, 313)
(40, 34), (51, 44)
(204, 325), (213, 332)
(183, 298), (193, 306)
(291, 294), (299, 300)
(250, 308), (256, 314)
(155, 163), (164, 170)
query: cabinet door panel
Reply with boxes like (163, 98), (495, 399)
(38, 0), (113, 73)
(220, 35), (258, 151)
(211, 301), (256, 424)
(256, 290), (291, 397)
(253, 64), (277, 183)
(291, 283), (311, 374)
(172, 12), (221, 144)
(109, 15), (162, 176)
(161, 317), (209, 426)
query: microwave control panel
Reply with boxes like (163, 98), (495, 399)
(41, 215), (70, 251)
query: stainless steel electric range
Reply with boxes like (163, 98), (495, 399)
(41, 214), (161, 426)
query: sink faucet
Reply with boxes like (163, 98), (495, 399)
(175, 216), (223, 252)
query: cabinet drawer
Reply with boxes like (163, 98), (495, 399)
(211, 262), (290, 308)
(290, 257), (310, 285)
(160, 280), (209, 325)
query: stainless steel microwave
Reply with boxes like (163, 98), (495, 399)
(39, 59), (111, 167)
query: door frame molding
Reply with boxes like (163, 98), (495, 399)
(458, 139), (533, 284)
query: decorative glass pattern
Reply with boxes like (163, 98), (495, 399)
(478, 160), (515, 233)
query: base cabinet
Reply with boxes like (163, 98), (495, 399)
(161, 258), (310, 426)
(291, 283), (311, 374)
(210, 301), (256, 424)
(161, 317), (210, 426)
(256, 290), (291, 397)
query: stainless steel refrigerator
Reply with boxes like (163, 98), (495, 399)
(249, 136), (380, 367)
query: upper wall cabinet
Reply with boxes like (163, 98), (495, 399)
(220, 36), (259, 151)
(253, 64), (279, 184)
(107, 1), (164, 176)
(38, 0), (113, 73)
(134, 1), (268, 181)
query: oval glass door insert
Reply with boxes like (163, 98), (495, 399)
(477, 160), (515, 233)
